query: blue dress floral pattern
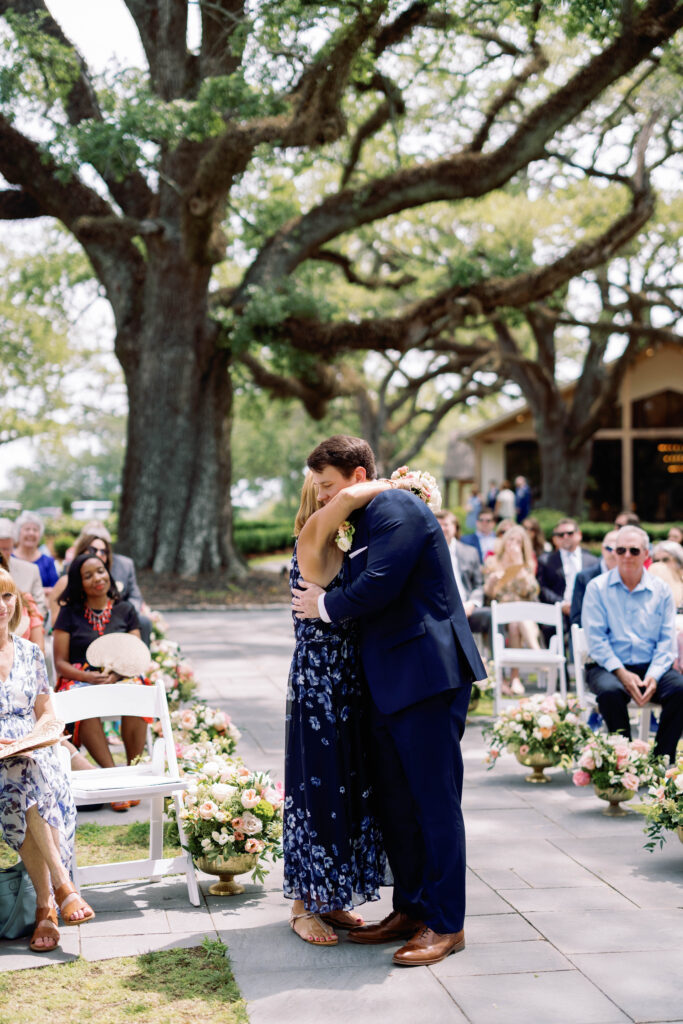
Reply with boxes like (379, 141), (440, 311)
(0, 637), (76, 872)
(283, 546), (387, 913)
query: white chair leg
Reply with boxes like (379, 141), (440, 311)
(150, 795), (164, 879)
(174, 793), (200, 906)
(638, 707), (651, 742)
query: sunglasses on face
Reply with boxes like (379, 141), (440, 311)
(554, 530), (575, 538)
(615, 546), (643, 557)
(603, 545), (614, 552)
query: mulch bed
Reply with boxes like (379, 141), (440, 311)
(138, 567), (291, 609)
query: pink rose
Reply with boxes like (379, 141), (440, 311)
(198, 800), (218, 820)
(615, 750), (630, 769)
(630, 739), (650, 754)
(231, 816), (245, 829)
(572, 769), (591, 787)
(240, 788), (261, 809)
(518, 744), (530, 756)
(621, 772), (639, 792)
(578, 751), (596, 771)
(244, 838), (264, 853)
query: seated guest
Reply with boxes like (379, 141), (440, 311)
(0, 519), (47, 620)
(12, 512), (59, 596)
(435, 511), (491, 640)
(461, 508), (497, 563)
(0, 551), (44, 650)
(538, 518), (598, 623)
(0, 568), (94, 953)
(52, 524), (151, 645)
(570, 530), (619, 628)
(649, 541), (683, 668)
(483, 524), (540, 695)
(614, 510), (640, 528)
(52, 553), (147, 808)
(582, 526), (683, 762)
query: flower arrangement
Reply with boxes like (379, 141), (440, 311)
(169, 701), (241, 756)
(390, 466), (442, 512)
(572, 734), (653, 793)
(335, 519), (355, 552)
(148, 633), (198, 709)
(168, 752), (284, 882)
(483, 692), (589, 769)
(641, 754), (683, 850)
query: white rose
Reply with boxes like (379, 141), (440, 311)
(203, 761), (222, 778)
(212, 783), (235, 803)
(565, 712), (578, 724)
(240, 811), (263, 835)
(674, 774), (683, 792)
(200, 837), (212, 849)
(337, 534), (352, 552)
(537, 715), (554, 730)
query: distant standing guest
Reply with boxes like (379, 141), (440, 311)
(514, 476), (532, 523)
(13, 513), (58, 595)
(494, 481), (516, 521)
(485, 481), (498, 512)
(464, 488), (482, 532)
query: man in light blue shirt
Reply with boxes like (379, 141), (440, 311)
(582, 526), (683, 761)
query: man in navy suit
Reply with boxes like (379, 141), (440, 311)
(460, 508), (497, 563)
(538, 518), (599, 617)
(292, 436), (486, 967)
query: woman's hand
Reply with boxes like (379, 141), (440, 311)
(0, 738), (15, 745)
(89, 671), (118, 685)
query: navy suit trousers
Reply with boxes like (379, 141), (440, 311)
(369, 687), (470, 934)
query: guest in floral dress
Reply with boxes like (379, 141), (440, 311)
(284, 474), (391, 946)
(0, 568), (94, 953)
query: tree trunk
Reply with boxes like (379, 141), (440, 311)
(115, 246), (246, 577)
(535, 418), (593, 517)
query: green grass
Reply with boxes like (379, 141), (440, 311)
(0, 938), (247, 1024)
(0, 821), (182, 870)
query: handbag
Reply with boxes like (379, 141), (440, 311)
(0, 862), (37, 940)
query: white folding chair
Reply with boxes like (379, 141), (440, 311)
(570, 623), (652, 741)
(491, 600), (567, 715)
(52, 678), (200, 905)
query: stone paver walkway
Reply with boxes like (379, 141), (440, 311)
(2, 608), (682, 1024)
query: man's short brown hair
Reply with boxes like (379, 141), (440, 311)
(307, 435), (377, 479)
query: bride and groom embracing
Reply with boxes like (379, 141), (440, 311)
(286, 434), (486, 967)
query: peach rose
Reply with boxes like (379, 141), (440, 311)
(621, 772), (639, 792)
(198, 800), (219, 820)
(240, 788), (261, 809)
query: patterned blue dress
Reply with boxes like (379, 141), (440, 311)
(0, 637), (76, 871)
(283, 546), (387, 913)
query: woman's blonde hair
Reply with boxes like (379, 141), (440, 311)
(294, 474), (321, 537)
(0, 568), (24, 632)
(493, 524), (535, 566)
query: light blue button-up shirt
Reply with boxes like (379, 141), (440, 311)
(582, 568), (676, 681)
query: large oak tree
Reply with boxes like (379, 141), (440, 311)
(1, 0), (681, 572)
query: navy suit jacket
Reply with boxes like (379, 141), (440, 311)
(569, 562), (603, 627)
(324, 490), (486, 716)
(538, 549), (599, 606)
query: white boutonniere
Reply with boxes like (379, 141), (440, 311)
(335, 520), (355, 552)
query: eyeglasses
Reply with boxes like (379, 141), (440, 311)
(652, 556), (670, 563)
(615, 546), (643, 557)
(602, 545), (614, 552)
(87, 545), (108, 556)
(553, 530), (575, 538)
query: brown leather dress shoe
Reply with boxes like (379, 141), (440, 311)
(347, 910), (422, 945)
(392, 926), (465, 966)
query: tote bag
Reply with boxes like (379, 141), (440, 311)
(0, 862), (36, 940)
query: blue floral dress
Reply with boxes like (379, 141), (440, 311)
(283, 546), (387, 913)
(0, 637), (76, 871)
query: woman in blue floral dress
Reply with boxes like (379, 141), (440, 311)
(284, 474), (392, 945)
(0, 569), (93, 953)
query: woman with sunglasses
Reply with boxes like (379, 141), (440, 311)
(52, 553), (147, 809)
(649, 541), (683, 667)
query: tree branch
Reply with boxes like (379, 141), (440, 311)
(0, 188), (44, 219)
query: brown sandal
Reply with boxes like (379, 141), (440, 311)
(54, 882), (96, 925)
(320, 909), (364, 930)
(29, 907), (59, 952)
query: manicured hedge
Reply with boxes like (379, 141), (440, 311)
(233, 520), (293, 555)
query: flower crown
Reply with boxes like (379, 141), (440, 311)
(390, 466), (442, 512)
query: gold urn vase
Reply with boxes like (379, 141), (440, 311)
(195, 852), (260, 895)
(514, 749), (561, 783)
(593, 784), (635, 817)
(677, 826), (683, 845)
